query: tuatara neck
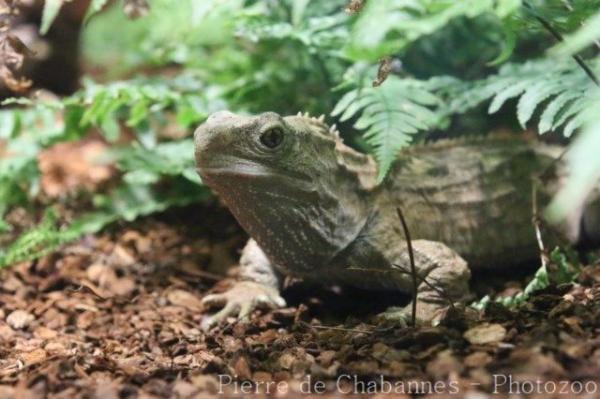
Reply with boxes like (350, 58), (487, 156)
(203, 154), (375, 275)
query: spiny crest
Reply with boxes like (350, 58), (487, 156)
(294, 111), (341, 139)
(292, 112), (376, 191)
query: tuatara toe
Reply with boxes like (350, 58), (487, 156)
(201, 281), (286, 330)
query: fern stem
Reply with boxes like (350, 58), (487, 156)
(524, 1), (599, 87)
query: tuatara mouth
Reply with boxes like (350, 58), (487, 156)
(197, 157), (315, 191)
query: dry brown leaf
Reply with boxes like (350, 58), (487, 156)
(426, 350), (463, 380)
(20, 348), (47, 366)
(111, 245), (136, 267)
(464, 351), (492, 368)
(316, 350), (336, 367)
(252, 371), (272, 383)
(33, 326), (57, 339)
(43, 341), (68, 356)
(464, 323), (507, 345)
(0, 385), (15, 399)
(111, 277), (136, 297)
(166, 289), (204, 311)
(255, 329), (278, 345)
(38, 139), (113, 198)
(86, 263), (108, 283)
(189, 374), (219, 394)
(171, 380), (199, 398)
(233, 356), (252, 380)
(278, 352), (295, 370)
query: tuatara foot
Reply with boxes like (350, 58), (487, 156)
(200, 281), (286, 330)
(377, 301), (449, 328)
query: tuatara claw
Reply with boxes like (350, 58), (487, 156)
(201, 281), (286, 330)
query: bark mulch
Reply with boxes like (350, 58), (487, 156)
(1, 206), (600, 398)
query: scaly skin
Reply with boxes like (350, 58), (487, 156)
(194, 111), (593, 328)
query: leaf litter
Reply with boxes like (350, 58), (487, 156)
(1, 142), (600, 397)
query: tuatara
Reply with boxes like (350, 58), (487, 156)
(194, 111), (600, 328)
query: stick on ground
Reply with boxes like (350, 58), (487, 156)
(396, 207), (417, 327)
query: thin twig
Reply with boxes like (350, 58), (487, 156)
(524, 1), (599, 87)
(396, 207), (417, 327)
(300, 321), (373, 334)
(531, 184), (550, 270)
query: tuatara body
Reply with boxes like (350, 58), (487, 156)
(194, 111), (600, 327)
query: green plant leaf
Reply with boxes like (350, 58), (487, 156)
(547, 91), (600, 221)
(40, 0), (64, 35)
(487, 25), (516, 66)
(83, 0), (109, 25)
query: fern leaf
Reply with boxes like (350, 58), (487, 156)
(538, 91), (581, 134)
(516, 81), (565, 128)
(552, 98), (587, 131)
(488, 80), (529, 114)
(438, 59), (600, 136)
(0, 180), (207, 268)
(563, 107), (593, 137)
(332, 76), (441, 182)
(331, 90), (359, 117)
(0, 209), (60, 268)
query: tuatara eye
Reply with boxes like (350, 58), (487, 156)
(259, 128), (284, 149)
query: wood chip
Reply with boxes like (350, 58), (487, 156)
(6, 310), (34, 330)
(464, 323), (507, 345)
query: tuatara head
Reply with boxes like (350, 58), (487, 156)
(194, 111), (376, 273)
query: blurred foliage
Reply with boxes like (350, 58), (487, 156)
(1, 0), (600, 267)
(345, 0), (523, 62)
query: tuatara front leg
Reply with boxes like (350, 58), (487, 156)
(379, 240), (471, 326)
(201, 239), (286, 329)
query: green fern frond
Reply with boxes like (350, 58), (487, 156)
(113, 139), (201, 185)
(440, 58), (600, 134)
(0, 73), (218, 264)
(0, 180), (207, 268)
(0, 209), (62, 268)
(359, 58), (600, 185)
(332, 76), (442, 182)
